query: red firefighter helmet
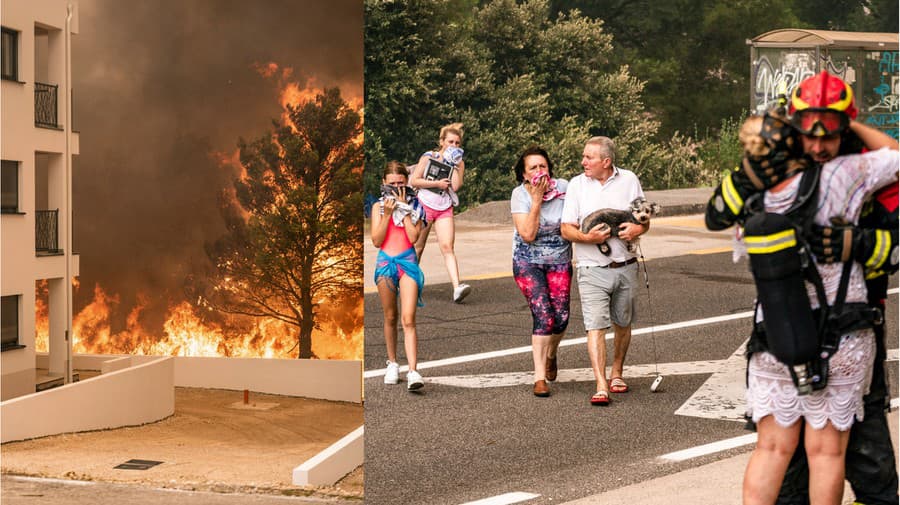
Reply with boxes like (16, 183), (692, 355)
(789, 71), (857, 137)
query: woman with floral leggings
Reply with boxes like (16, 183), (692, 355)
(510, 146), (572, 397)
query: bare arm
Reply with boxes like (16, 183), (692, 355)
(409, 155), (451, 191)
(370, 201), (390, 248)
(850, 120), (899, 151)
(618, 221), (650, 242)
(451, 159), (465, 192)
(402, 215), (421, 244)
(560, 222), (610, 244)
(512, 180), (548, 243)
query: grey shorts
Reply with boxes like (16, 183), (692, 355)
(576, 263), (638, 331)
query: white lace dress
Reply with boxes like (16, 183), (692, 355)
(745, 148), (899, 431)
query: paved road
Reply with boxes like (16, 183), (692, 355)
(363, 214), (899, 505)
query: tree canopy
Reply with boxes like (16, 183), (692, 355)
(365, 0), (897, 204)
(549, 0), (897, 137)
(365, 0), (713, 204)
(204, 88), (363, 359)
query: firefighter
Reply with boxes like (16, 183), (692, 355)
(778, 72), (899, 505)
(707, 71), (898, 505)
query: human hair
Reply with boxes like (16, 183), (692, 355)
(439, 122), (464, 144)
(585, 136), (616, 165)
(513, 146), (555, 183)
(383, 160), (409, 180)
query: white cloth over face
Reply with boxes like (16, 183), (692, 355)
(745, 148), (899, 430)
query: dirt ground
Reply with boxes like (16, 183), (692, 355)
(0, 387), (364, 500)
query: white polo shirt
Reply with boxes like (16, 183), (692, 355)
(561, 167), (645, 266)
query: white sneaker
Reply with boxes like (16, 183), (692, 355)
(453, 283), (472, 303)
(407, 370), (424, 390)
(384, 361), (400, 385)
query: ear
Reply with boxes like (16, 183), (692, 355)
(651, 203), (661, 215)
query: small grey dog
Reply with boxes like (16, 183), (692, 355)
(580, 197), (661, 255)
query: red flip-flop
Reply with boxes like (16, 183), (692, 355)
(590, 391), (610, 406)
(610, 377), (629, 393)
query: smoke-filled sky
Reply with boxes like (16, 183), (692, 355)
(72, 0), (362, 331)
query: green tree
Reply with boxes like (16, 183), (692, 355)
(204, 88), (363, 359)
(365, 0), (695, 203)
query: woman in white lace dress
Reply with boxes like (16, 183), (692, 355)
(741, 126), (898, 505)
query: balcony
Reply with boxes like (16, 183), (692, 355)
(35, 209), (61, 255)
(34, 82), (59, 128)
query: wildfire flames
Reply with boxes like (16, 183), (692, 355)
(33, 66), (363, 361)
(35, 281), (363, 360)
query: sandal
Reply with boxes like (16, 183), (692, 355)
(590, 391), (610, 406)
(610, 377), (629, 393)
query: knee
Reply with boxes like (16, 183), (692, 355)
(383, 310), (398, 327)
(401, 314), (416, 330)
(438, 241), (455, 255)
(756, 436), (799, 459)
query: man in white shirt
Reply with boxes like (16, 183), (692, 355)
(561, 136), (649, 405)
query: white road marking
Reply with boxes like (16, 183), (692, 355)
(427, 360), (728, 389)
(663, 394), (900, 462)
(459, 492), (541, 505)
(659, 433), (758, 462)
(675, 341), (748, 422)
(364, 311), (755, 378)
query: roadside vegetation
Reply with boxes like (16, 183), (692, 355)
(364, 0), (897, 206)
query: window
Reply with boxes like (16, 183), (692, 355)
(1, 27), (17, 81)
(1, 295), (20, 350)
(1, 160), (18, 213)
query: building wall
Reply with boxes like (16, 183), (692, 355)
(2, 0), (79, 396)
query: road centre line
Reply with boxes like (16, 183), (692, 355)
(365, 311), (755, 377)
(458, 492), (541, 505)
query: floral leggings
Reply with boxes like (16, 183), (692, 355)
(512, 259), (572, 336)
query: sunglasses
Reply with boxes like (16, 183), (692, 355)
(792, 110), (848, 137)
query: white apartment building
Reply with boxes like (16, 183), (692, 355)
(2, 0), (79, 400)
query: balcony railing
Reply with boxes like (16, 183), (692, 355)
(35, 209), (61, 254)
(34, 82), (59, 128)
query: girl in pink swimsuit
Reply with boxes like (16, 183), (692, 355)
(372, 162), (427, 390)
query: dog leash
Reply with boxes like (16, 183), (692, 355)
(637, 243), (663, 392)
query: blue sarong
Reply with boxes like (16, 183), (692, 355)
(374, 247), (425, 307)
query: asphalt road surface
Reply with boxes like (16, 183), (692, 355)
(363, 242), (899, 504)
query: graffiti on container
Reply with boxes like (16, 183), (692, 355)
(867, 52), (898, 113)
(753, 54), (854, 112)
(754, 54), (815, 111)
(863, 51), (899, 139)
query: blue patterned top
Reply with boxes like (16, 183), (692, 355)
(510, 179), (571, 265)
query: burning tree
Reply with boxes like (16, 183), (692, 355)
(203, 87), (363, 359)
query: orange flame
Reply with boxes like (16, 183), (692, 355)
(35, 283), (362, 359)
(31, 64), (364, 361)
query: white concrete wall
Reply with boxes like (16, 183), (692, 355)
(0, 356), (173, 443)
(293, 425), (364, 486)
(36, 353), (363, 403)
(133, 355), (363, 404)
